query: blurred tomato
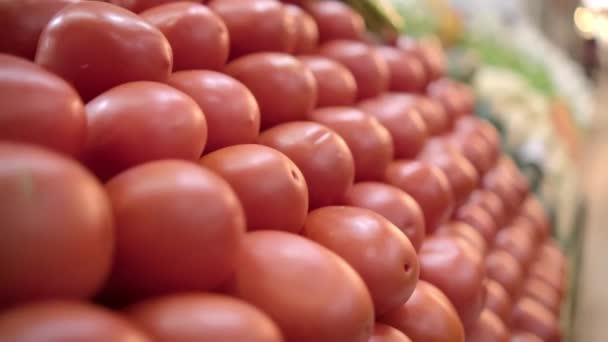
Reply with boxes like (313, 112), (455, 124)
(397, 36), (446, 82)
(127, 294), (283, 342)
(225, 53), (316, 129)
(522, 278), (562, 315)
(453, 204), (498, 244)
(286, 4), (318, 54)
(466, 189), (507, 228)
(520, 196), (551, 240)
(108, 0), (186, 13)
(0, 143), (113, 307)
(229, 231), (374, 342)
(376, 46), (426, 93)
(168, 70), (260, 153)
(422, 152), (478, 207)
(427, 78), (467, 121)
(414, 96), (450, 135)
(82, 81), (207, 180)
(452, 131), (496, 176)
(299, 55), (357, 107)
(486, 250), (524, 298)
(35, 1), (172, 101)
(370, 323), (412, 342)
(485, 279), (513, 324)
(465, 309), (509, 342)
(0, 54), (85, 156)
(511, 298), (561, 342)
(494, 225), (536, 270)
(511, 331), (544, 342)
(305, 1), (364, 42)
(200, 144), (308, 232)
(436, 221), (487, 256)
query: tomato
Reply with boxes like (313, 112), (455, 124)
(304, 1), (364, 42)
(466, 189), (507, 228)
(342, 182), (425, 252)
(451, 131), (496, 176)
(418, 235), (485, 327)
(485, 250), (524, 298)
(482, 169), (522, 217)
(140, 2), (228, 71)
(108, 0), (187, 13)
(379, 280), (464, 342)
(371, 323), (412, 342)
(454, 117), (501, 164)
(0, 143), (113, 307)
(522, 278), (561, 315)
(82, 81), (207, 181)
(168, 70), (260, 153)
(229, 231), (374, 342)
(298, 56), (357, 107)
(414, 96), (450, 135)
(397, 36), (446, 82)
(376, 46), (426, 92)
(465, 309), (509, 342)
(304, 206), (419, 315)
(258, 122), (354, 209)
(0, 301), (150, 341)
(511, 298), (561, 342)
(0, 54), (85, 156)
(454, 82), (475, 114)
(436, 221), (487, 256)
(225, 53), (316, 129)
(453, 204), (498, 244)
(427, 78), (468, 121)
(358, 93), (428, 159)
(0, 0), (78, 60)
(511, 331), (544, 342)
(310, 107), (393, 181)
(209, 0), (295, 58)
(422, 152), (478, 206)
(519, 196), (550, 240)
(319, 40), (389, 100)
(126, 294), (284, 342)
(485, 279), (513, 324)
(286, 4), (318, 54)
(35, 1), (172, 101)
(528, 263), (566, 299)
(199, 144), (308, 232)
(385, 160), (454, 233)
(494, 225), (536, 270)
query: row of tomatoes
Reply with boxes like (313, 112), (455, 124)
(0, 0), (566, 341)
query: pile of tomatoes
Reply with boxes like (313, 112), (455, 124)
(0, 0), (567, 341)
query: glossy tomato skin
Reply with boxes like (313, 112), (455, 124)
(465, 309), (509, 342)
(168, 70), (260, 153)
(104, 161), (245, 300)
(0, 0), (78, 60)
(511, 298), (561, 342)
(140, 2), (229, 71)
(0, 301), (150, 341)
(376, 46), (426, 92)
(35, 1), (172, 101)
(305, 1), (364, 42)
(209, 0), (295, 58)
(0, 54), (85, 156)
(343, 182), (425, 252)
(418, 235), (485, 328)
(397, 36), (446, 82)
(359, 93), (428, 159)
(422, 151), (479, 207)
(225, 53), (316, 129)
(467, 189), (507, 228)
(522, 278), (561, 315)
(126, 294), (284, 342)
(82, 81), (207, 181)
(453, 204), (498, 244)
(379, 280), (465, 342)
(385, 160), (454, 233)
(229, 231), (374, 342)
(511, 331), (544, 342)
(258, 122), (354, 209)
(427, 78), (468, 121)
(310, 107), (393, 181)
(452, 131), (496, 176)
(494, 225), (536, 270)
(319, 40), (389, 100)
(199, 144), (308, 232)
(486, 250), (524, 299)
(286, 5), (318, 54)
(414, 96), (450, 135)
(0, 143), (113, 308)
(370, 323), (412, 342)
(108, 0), (187, 13)
(436, 221), (487, 256)
(485, 279), (513, 324)
(304, 206), (419, 315)
(298, 56), (357, 107)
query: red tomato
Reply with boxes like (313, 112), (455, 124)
(342, 182), (425, 252)
(522, 278), (562, 315)
(422, 152), (479, 206)
(0, 53), (85, 156)
(140, 2), (229, 71)
(358, 93), (429, 159)
(465, 309), (509, 342)
(286, 4), (318, 54)
(520, 196), (551, 240)
(126, 294), (284, 342)
(379, 280), (465, 342)
(299, 55), (357, 107)
(310, 107), (393, 181)
(108, 0), (188, 13)
(0, 0), (78, 60)
(482, 169), (522, 217)
(305, 1), (365, 42)
(0, 301), (150, 341)
(35, 1), (172, 101)
(453, 204), (498, 244)
(511, 298), (561, 342)
(258, 122), (354, 209)
(485, 279), (513, 324)
(494, 225), (536, 270)
(418, 235), (485, 328)
(371, 323), (412, 342)
(229, 231), (374, 342)
(103, 161), (244, 300)
(168, 70), (260, 153)
(466, 189), (507, 228)
(0, 143), (113, 307)
(199, 144), (308, 232)
(225, 53), (316, 129)
(528, 262), (566, 299)
(319, 40), (389, 100)
(452, 131), (496, 176)
(436, 221), (487, 256)
(304, 206), (419, 315)
(209, 0), (295, 58)
(511, 331), (544, 342)
(385, 160), (454, 233)
(414, 96), (450, 135)
(376, 46), (426, 92)
(427, 78), (468, 121)
(397, 36), (446, 82)
(486, 250), (524, 298)
(82, 81), (207, 181)
(454, 117), (501, 163)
